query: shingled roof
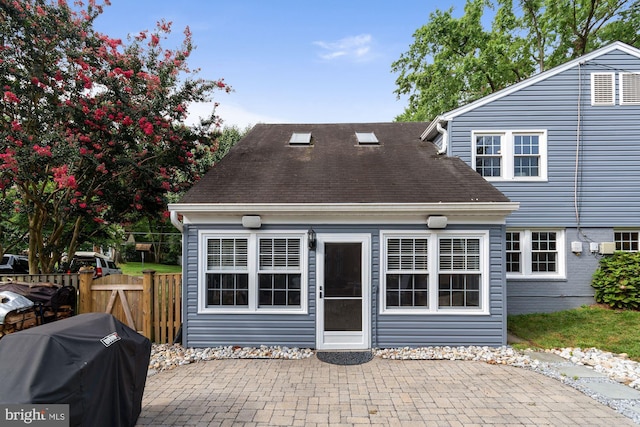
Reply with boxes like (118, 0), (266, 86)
(179, 122), (510, 205)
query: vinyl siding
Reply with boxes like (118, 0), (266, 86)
(449, 50), (640, 227)
(447, 49), (640, 314)
(182, 223), (507, 348)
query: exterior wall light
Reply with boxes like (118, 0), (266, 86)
(427, 215), (448, 229)
(308, 228), (316, 250)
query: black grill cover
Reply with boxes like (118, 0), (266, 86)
(0, 313), (151, 427)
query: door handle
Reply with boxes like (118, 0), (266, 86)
(319, 285), (323, 299)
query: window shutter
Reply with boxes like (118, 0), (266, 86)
(621, 73), (640, 105)
(591, 73), (615, 105)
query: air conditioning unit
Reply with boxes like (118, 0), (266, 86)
(599, 242), (616, 255)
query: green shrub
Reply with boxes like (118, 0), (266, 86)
(591, 252), (640, 310)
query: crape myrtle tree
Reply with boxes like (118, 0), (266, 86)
(0, 0), (231, 273)
(393, 0), (640, 121)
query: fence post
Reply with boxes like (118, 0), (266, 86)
(78, 268), (94, 314)
(142, 270), (155, 341)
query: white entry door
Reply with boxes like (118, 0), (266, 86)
(316, 234), (370, 350)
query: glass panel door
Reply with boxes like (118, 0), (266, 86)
(316, 234), (370, 350)
(323, 243), (362, 332)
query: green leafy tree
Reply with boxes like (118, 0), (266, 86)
(393, 0), (640, 121)
(0, 0), (230, 272)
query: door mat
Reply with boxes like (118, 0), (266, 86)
(316, 351), (374, 365)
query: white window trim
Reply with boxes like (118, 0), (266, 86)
(591, 72), (615, 106)
(471, 130), (548, 182)
(614, 229), (639, 252)
(506, 229), (566, 279)
(198, 230), (308, 314)
(380, 230), (490, 315)
(620, 72), (640, 105)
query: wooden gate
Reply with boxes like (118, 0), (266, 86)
(77, 269), (181, 343)
(78, 271), (149, 336)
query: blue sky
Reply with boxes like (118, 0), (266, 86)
(94, 1), (467, 129)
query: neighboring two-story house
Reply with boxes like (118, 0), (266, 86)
(421, 41), (640, 314)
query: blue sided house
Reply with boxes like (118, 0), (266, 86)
(169, 123), (518, 349)
(421, 41), (640, 314)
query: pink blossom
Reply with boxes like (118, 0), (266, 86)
(11, 121), (21, 131)
(151, 35), (159, 46)
(4, 91), (19, 103)
(79, 202), (87, 209)
(33, 145), (52, 157)
(122, 116), (133, 126)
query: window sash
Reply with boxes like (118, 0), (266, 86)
(615, 231), (639, 252)
(475, 135), (502, 177)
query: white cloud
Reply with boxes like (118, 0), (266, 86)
(313, 34), (374, 62)
(186, 101), (285, 130)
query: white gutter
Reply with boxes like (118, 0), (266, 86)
(170, 210), (183, 232)
(168, 202), (519, 217)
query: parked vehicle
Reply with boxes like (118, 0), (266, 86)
(67, 252), (122, 278)
(0, 254), (29, 274)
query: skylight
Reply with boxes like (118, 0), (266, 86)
(289, 132), (312, 145)
(355, 132), (378, 144)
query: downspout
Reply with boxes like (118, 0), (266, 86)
(436, 122), (448, 155)
(169, 209), (185, 345)
(170, 210), (183, 232)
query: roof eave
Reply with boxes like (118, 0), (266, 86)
(168, 202), (519, 217)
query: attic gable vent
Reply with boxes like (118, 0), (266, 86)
(591, 73), (615, 106)
(289, 132), (312, 145)
(355, 132), (379, 145)
(620, 73), (640, 105)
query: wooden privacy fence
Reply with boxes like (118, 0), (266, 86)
(78, 269), (181, 344)
(0, 273), (79, 289)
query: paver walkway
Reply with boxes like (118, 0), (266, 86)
(136, 356), (637, 426)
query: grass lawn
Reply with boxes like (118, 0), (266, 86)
(119, 262), (181, 276)
(508, 305), (640, 361)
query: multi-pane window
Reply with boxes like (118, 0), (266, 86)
(385, 238), (428, 308)
(382, 233), (487, 313)
(201, 233), (306, 313)
(206, 238), (249, 306)
(438, 238), (481, 308)
(258, 238), (302, 307)
(506, 229), (564, 277)
(506, 232), (521, 273)
(475, 135), (502, 177)
(615, 231), (639, 252)
(473, 131), (547, 180)
(513, 135), (539, 177)
(531, 232), (557, 273)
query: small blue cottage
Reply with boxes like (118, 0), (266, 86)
(169, 122), (518, 349)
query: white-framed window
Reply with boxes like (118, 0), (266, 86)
(199, 231), (307, 314)
(506, 229), (566, 279)
(614, 231), (639, 252)
(438, 237), (481, 309)
(620, 73), (640, 105)
(381, 231), (489, 315)
(472, 130), (547, 181)
(591, 72), (615, 105)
